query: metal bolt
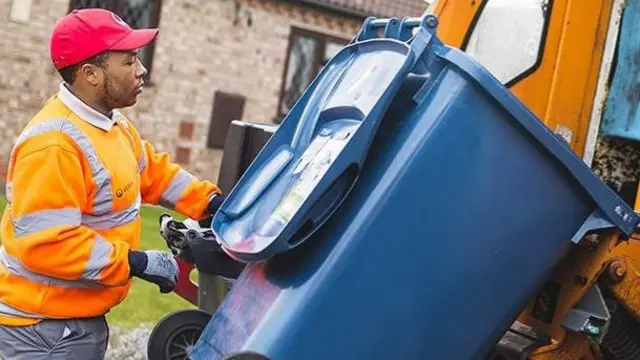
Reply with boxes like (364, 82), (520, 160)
(426, 16), (438, 28)
(608, 260), (627, 283)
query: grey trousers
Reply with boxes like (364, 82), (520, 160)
(0, 316), (109, 360)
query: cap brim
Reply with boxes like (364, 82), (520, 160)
(110, 28), (159, 51)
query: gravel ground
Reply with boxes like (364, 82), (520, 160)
(105, 325), (153, 360)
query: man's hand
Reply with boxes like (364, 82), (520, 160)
(128, 250), (179, 293)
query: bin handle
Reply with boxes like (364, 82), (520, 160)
(367, 17), (423, 29)
(286, 164), (359, 248)
(355, 15), (437, 44)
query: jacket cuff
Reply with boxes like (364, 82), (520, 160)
(128, 250), (148, 277)
(205, 193), (225, 216)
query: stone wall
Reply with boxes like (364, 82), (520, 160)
(0, 0), (362, 184)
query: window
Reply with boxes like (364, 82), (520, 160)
(277, 28), (349, 118)
(461, 0), (552, 86)
(68, 0), (162, 81)
(207, 91), (246, 149)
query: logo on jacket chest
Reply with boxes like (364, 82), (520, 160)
(116, 182), (134, 198)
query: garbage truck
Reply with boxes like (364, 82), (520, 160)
(147, 0), (640, 359)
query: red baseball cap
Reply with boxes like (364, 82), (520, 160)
(50, 8), (159, 69)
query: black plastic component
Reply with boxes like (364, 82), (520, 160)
(189, 235), (245, 279)
(485, 321), (550, 360)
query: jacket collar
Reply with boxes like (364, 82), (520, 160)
(57, 82), (124, 131)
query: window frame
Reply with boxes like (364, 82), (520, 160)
(276, 26), (350, 120)
(460, 0), (554, 87)
(67, 0), (163, 82)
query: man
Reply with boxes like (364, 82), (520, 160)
(0, 8), (224, 359)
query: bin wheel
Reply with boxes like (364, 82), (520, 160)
(147, 309), (211, 360)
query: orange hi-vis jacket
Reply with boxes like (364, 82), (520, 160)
(0, 83), (221, 326)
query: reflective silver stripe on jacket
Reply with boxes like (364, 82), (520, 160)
(5, 182), (11, 204)
(8, 206), (124, 283)
(80, 235), (114, 281)
(0, 299), (43, 319)
(82, 194), (141, 229)
(159, 169), (194, 209)
(12, 198), (140, 236)
(13, 208), (81, 237)
(59, 120), (112, 214)
(0, 247), (104, 289)
(6, 118), (68, 204)
(138, 145), (147, 173)
(6, 118), (113, 214)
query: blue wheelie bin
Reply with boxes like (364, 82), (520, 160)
(189, 15), (640, 360)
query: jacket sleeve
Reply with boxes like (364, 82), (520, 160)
(7, 143), (131, 287)
(126, 121), (221, 219)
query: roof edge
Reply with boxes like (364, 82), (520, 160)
(276, 0), (376, 20)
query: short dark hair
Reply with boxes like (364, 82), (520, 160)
(57, 52), (110, 84)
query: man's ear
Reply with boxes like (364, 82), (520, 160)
(79, 63), (103, 86)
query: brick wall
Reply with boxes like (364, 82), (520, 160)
(0, 0), (362, 185)
(0, 0), (68, 183)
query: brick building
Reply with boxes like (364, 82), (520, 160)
(0, 0), (427, 184)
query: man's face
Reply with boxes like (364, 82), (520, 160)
(98, 50), (147, 109)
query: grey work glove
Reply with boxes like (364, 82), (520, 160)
(128, 250), (179, 294)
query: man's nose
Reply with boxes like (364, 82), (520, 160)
(136, 57), (148, 78)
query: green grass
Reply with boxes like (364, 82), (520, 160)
(0, 197), (196, 329)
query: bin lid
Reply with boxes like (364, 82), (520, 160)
(212, 27), (427, 262)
